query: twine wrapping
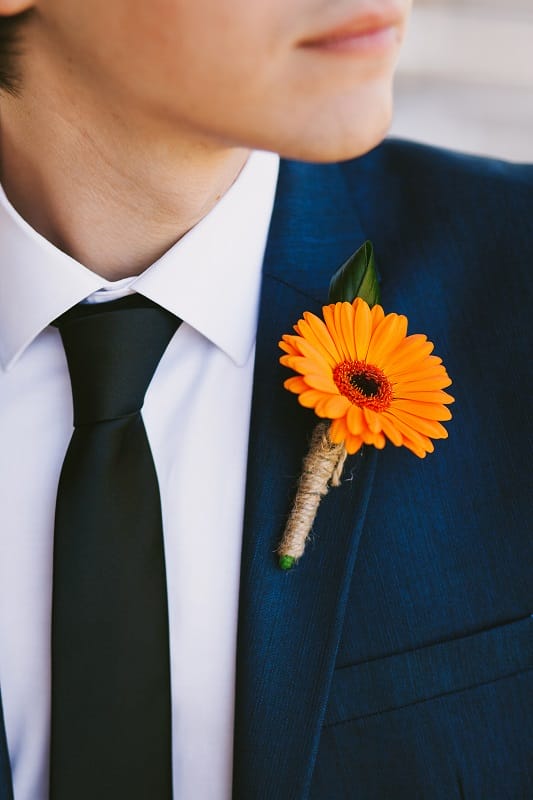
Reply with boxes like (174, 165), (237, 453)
(277, 422), (347, 569)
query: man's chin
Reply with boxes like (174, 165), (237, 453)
(270, 95), (394, 164)
(290, 131), (390, 164)
(274, 121), (392, 164)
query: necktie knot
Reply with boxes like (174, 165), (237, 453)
(53, 295), (180, 426)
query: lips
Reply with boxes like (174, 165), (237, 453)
(300, 5), (404, 48)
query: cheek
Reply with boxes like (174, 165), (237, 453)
(126, 0), (283, 78)
(43, 0), (281, 102)
(121, 7), (293, 130)
(113, 4), (281, 107)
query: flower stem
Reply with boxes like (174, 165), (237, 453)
(277, 422), (347, 569)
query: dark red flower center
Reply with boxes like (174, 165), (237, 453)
(333, 360), (392, 411)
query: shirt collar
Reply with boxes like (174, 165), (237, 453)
(0, 150), (279, 370)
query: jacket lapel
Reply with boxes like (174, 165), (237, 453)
(233, 160), (379, 799)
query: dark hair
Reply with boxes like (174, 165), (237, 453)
(0, 10), (33, 95)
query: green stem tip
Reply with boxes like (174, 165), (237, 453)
(279, 555), (296, 571)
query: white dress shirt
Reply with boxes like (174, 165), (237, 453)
(0, 150), (280, 800)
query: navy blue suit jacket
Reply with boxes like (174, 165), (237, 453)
(1, 139), (532, 799)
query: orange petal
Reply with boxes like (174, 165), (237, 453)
(366, 313), (408, 366)
(392, 399), (452, 421)
(396, 376), (452, 392)
(322, 303), (338, 340)
(379, 413), (404, 446)
(353, 299), (372, 360)
(362, 429), (378, 446)
(402, 438), (429, 458)
(283, 376), (308, 394)
(371, 432), (386, 449)
(388, 355), (445, 380)
(279, 337), (300, 356)
(390, 366), (449, 386)
(329, 416), (350, 444)
(385, 313), (409, 353)
(360, 430), (386, 449)
(389, 407), (449, 439)
(294, 319), (332, 363)
(394, 390), (455, 404)
(340, 301), (357, 360)
(400, 427), (434, 456)
(298, 313), (341, 365)
(365, 314), (396, 365)
(315, 394), (351, 419)
(345, 433), (364, 454)
(387, 331), (427, 350)
(283, 333), (307, 352)
(363, 407), (382, 433)
(384, 336), (434, 372)
(370, 303), (385, 331)
(333, 302), (351, 361)
(293, 336), (334, 374)
(303, 373), (338, 393)
(280, 355), (329, 376)
(297, 389), (324, 408)
(280, 354), (296, 369)
(346, 404), (364, 435)
(382, 411), (435, 453)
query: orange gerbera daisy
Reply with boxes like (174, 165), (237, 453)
(279, 298), (454, 458)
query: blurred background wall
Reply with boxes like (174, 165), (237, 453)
(390, 0), (533, 161)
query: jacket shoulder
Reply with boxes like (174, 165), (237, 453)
(348, 136), (533, 192)
(336, 137), (533, 267)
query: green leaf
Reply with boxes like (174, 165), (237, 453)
(328, 240), (381, 306)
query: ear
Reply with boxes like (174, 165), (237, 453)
(0, 1), (34, 15)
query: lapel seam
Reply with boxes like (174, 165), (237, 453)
(262, 271), (325, 305)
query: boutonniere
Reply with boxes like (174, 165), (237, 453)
(277, 241), (454, 570)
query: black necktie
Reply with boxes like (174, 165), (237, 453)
(50, 294), (180, 800)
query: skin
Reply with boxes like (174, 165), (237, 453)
(0, 0), (412, 278)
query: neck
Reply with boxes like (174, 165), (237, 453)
(0, 81), (249, 281)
